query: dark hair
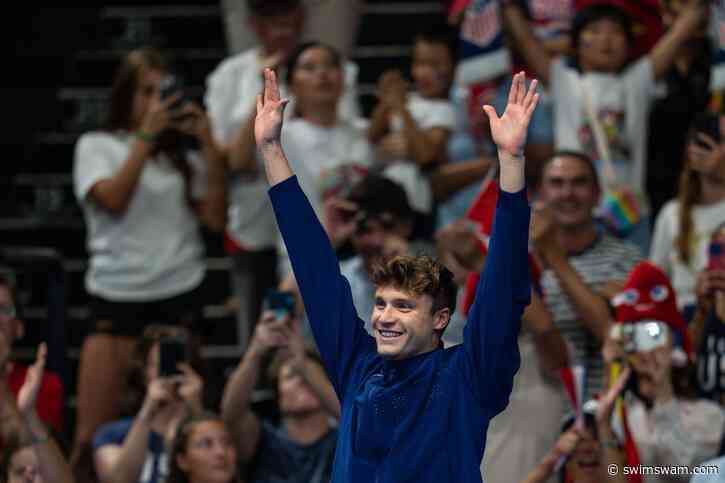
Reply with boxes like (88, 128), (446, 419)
(247, 0), (301, 17)
(628, 360), (698, 405)
(542, 150), (601, 191)
(571, 4), (634, 59)
(265, 347), (325, 395)
(347, 174), (413, 224)
(122, 324), (204, 417)
(284, 41), (342, 86)
(371, 255), (457, 334)
(676, 115), (721, 265)
(105, 47), (195, 208)
(414, 22), (460, 63)
(107, 47), (168, 131)
(166, 412), (242, 483)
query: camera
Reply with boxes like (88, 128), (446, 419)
(612, 321), (669, 354)
(159, 333), (190, 378)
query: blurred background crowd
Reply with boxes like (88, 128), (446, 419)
(3, 0), (725, 482)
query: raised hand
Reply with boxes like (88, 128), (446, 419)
(17, 343), (47, 417)
(250, 311), (290, 356)
(483, 72), (539, 157)
(139, 377), (176, 423)
(255, 68), (289, 149)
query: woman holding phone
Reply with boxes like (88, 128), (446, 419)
(93, 325), (204, 483)
(650, 113), (725, 319)
(71, 47), (227, 472)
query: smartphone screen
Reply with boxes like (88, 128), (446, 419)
(265, 290), (296, 320)
(159, 335), (189, 377)
(709, 241), (725, 271)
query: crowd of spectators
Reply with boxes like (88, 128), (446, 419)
(3, 0), (725, 482)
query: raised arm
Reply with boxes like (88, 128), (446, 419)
(256, 69), (374, 396)
(95, 379), (177, 483)
(461, 73), (538, 414)
(501, 5), (553, 86)
(16, 344), (75, 483)
(649, 0), (707, 80)
(532, 207), (611, 341)
(221, 312), (289, 461)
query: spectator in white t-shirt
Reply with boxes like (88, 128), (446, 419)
(650, 113), (725, 317)
(71, 47), (227, 473)
(368, 23), (457, 219)
(502, 1), (707, 254)
(276, 42), (373, 278)
(204, 0), (360, 348)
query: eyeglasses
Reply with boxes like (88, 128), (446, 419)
(0, 304), (17, 319)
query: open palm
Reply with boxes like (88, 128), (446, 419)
(483, 72), (539, 156)
(255, 68), (289, 148)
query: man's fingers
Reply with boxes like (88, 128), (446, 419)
(263, 68), (279, 102)
(268, 69), (280, 102)
(516, 72), (527, 104)
(279, 98), (290, 115)
(256, 93), (263, 114)
(506, 72), (519, 106)
(522, 78), (538, 108)
(482, 105), (499, 123)
(525, 93), (540, 118)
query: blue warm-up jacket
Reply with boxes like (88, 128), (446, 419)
(269, 175), (531, 483)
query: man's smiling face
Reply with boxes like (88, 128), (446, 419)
(371, 286), (448, 360)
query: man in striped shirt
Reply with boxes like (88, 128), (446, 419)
(534, 151), (642, 399)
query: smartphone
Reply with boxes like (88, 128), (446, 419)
(265, 290), (296, 321)
(158, 75), (187, 111)
(709, 241), (725, 271)
(159, 334), (190, 378)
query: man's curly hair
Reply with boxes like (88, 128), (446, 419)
(370, 255), (457, 317)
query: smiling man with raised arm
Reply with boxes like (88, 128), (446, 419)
(255, 68), (539, 483)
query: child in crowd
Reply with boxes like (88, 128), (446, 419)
(503, 0), (707, 253)
(367, 24), (457, 220)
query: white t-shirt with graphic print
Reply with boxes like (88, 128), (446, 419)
(550, 57), (657, 193)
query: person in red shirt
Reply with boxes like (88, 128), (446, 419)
(0, 273), (64, 439)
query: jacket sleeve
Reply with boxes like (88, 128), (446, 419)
(457, 187), (531, 417)
(269, 176), (375, 398)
